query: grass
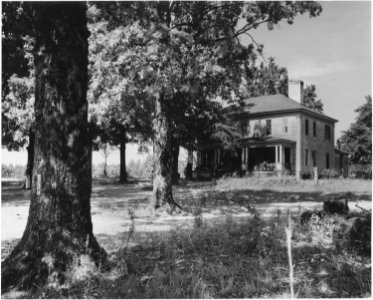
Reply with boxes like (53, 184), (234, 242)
(215, 176), (372, 195)
(2, 176), (371, 298)
(4, 209), (370, 298)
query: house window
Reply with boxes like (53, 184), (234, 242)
(313, 121), (316, 137)
(312, 150), (316, 167)
(325, 125), (331, 141)
(282, 118), (288, 133)
(305, 149), (309, 166)
(241, 121), (248, 136)
(266, 120), (271, 135)
(305, 119), (309, 135)
(253, 121), (260, 138)
(326, 152), (330, 169)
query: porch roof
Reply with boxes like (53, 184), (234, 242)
(239, 136), (296, 147)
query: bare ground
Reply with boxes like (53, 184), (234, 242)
(2, 177), (371, 246)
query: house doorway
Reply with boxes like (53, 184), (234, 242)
(285, 147), (291, 170)
(248, 147), (275, 170)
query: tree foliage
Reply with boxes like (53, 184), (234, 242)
(303, 84), (323, 113)
(2, 3), (36, 149)
(241, 56), (288, 98)
(2, 73), (34, 150)
(340, 95), (372, 165)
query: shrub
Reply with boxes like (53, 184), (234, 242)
(301, 170), (313, 179)
(347, 212), (371, 255)
(92, 163), (119, 178)
(1, 164), (26, 179)
(333, 211), (371, 255)
(319, 169), (340, 179)
(348, 164), (372, 180)
(323, 199), (348, 215)
(253, 161), (275, 171)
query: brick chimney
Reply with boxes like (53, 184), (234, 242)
(288, 79), (304, 105)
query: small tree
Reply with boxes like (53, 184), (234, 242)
(303, 84), (323, 113)
(340, 95), (372, 177)
(2, 15), (36, 187)
(242, 56), (288, 97)
(88, 4), (153, 184)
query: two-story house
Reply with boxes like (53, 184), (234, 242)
(195, 80), (348, 179)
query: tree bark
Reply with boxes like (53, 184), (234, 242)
(185, 149), (193, 180)
(103, 144), (108, 177)
(25, 129), (35, 189)
(119, 127), (127, 183)
(2, 3), (106, 291)
(171, 137), (180, 185)
(151, 94), (181, 212)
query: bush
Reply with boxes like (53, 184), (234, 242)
(348, 213), (371, 255)
(301, 170), (313, 179)
(323, 199), (348, 215)
(348, 164), (372, 179)
(333, 211), (371, 256)
(127, 155), (154, 179)
(319, 169), (340, 179)
(1, 164), (26, 179)
(92, 163), (119, 178)
(253, 161), (275, 171)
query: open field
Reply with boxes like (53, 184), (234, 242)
(2, 177), (371, 298)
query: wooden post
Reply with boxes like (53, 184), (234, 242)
(313, 167), (318, 184)
(25, 176), (31, 189)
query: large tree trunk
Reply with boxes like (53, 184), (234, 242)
(24, 129), (35, 189)
(2, 3), (106, 291)
(185, 149), (193, 180)
(151, 94), (181, 212)
(119, 127), (127, 183)
(171, 137), (180, 185)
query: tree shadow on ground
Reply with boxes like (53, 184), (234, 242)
(177, 189), (371, 207)
(2, 210), (371, 298)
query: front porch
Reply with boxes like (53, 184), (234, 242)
(196, 138), (296, 178)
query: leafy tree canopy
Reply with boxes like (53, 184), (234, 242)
(241, 56), (288, 98)
(303, 84), (323, 113)
(340, 95), (372, 165)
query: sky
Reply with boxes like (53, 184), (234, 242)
(244, 1), (371, 139)
(1, 1), (371, 166)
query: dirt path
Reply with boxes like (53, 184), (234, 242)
(2, 179), (371, 242)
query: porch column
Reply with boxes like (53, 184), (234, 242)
(275, 145), (279, 163)
(246, 147), (249, 171)
(279, 144), (285, 171)
(279, 145), (283, 164)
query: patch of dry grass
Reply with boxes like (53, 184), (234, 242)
(215, 176), (372, 195)
(4, 208), (369, 299)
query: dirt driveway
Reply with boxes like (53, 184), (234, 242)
(2, 179), (371, 243)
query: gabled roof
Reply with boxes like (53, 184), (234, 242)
(227, 94), (338, 123)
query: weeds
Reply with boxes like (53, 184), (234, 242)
(2, 177), (371, 298)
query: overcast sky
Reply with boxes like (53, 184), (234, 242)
(244, 1), (371, 139)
